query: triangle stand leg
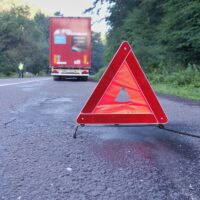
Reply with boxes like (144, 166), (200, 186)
(158, 124), (165, 129)
(73, 124), (85, 139)
(73, 125), (79, 139)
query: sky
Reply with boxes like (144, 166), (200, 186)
(25, 0), (109, 35)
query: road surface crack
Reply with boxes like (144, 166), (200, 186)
(3, 118), (16, 128)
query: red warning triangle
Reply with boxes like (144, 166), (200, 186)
(77, 41), (168, 125)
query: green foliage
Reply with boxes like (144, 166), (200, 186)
(54, 11), (63, 17)
(91, 66), (106, 81)
(0, 4), (49, 75)
(152, 83), (200, 100)
(91, 32), (105, 74)
(159, 0), (200, 66)
(34, 12), (49, 40)
(149, 65), (200, 87)
(89, 0), (200, 100)
(90, 0), (200, 70)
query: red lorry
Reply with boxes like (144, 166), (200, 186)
(49, 17), (91, 80)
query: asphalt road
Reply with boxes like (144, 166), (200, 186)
(0, 77), (200, 200)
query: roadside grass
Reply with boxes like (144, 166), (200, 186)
(151, 83), (200, 100)
(91, 67), (200, 101)
(0, 73), (18, 79)
(0, 72), (49, 79)
(90, 66), (107, 82)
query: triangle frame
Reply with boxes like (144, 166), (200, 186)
(77, 41), (168, 125)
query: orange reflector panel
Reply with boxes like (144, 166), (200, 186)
(83, 55), (87, 64)
(54, 54), (57, 64)
(93, 62), (152, 114)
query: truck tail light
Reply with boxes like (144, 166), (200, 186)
(82, 70), (89, 74)
(52, 69), (58, 73)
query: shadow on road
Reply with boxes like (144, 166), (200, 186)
(88, 125), (199, 167)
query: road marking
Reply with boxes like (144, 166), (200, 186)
(0, 78), (51, 87)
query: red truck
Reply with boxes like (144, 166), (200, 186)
(49, 17), (91, 80)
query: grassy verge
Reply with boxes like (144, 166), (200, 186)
(90, 67), (107, 82)
(0, 73), (18, 79)
(91, 67), (200, 101)
(151, 83), (200, 101)
(0, 72), (49, 79)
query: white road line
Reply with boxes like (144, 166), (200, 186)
(0, 78), (51, 87)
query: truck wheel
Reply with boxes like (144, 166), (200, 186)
(53, 76), (62, 81)
(81, 76), (88, 81)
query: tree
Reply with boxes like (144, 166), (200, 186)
(34, 12), (49, 40)
(159, 0), (200, 66)
(88, 0), (200, 72)
(91, 32), (105, 74)
(54, 11), (63, 17)
(0, 5), (49, 75)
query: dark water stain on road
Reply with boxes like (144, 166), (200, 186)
(10, 96), (74, 126)
(91, 126), (199, 167)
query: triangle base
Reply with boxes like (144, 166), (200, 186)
(77, 114), (167, 124)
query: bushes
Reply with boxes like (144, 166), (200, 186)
(148, 64), (200, 88)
